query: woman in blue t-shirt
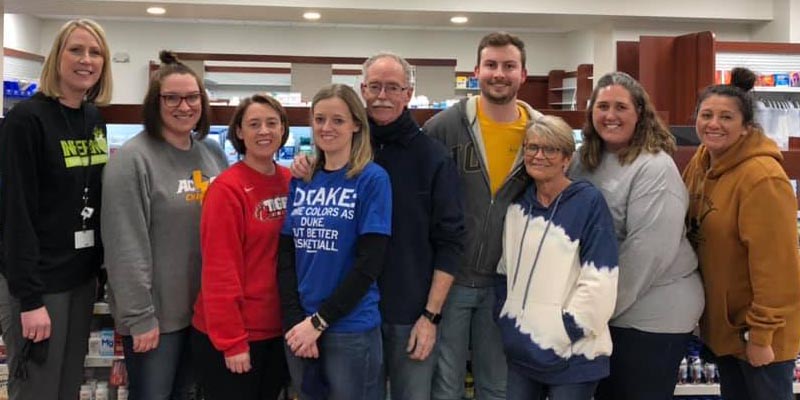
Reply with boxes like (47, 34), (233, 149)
(278, 83), (392, 400)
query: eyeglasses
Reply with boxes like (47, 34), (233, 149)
(523, 143), (561, 158)
(160, 93), (202, 107)
(363, 82), (408, 96)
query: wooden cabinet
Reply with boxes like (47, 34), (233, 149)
(547, 64), (593, 110)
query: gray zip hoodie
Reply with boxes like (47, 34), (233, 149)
(423, 97), (543, 287)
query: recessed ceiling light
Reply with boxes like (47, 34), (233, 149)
(303, 12), (321, 21)
(147, 6), (166, 15)
(450, 16), (468, 24)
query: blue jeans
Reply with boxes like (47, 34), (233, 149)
(383, 322), (439, 400)
(432, 285), (506, 400)
(507, 365), (598, 400)
(595, 327), (690, 400)
(122, 327), (195, 400)
(717, 355), (795, 400)
(286, 326), (383, 400)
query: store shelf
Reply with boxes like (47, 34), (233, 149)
(549, 87), (576, 91)
(84, 355), (123, 368)
(93, 302), (110, 315)
(674, 383), (800, 396)
(752, 86), (800, 93)
(454, 87), (480, 91)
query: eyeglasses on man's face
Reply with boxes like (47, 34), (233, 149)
(160, 93), (202, 108)
(523, 143), (561, 158)
(363, 82), (408, 96)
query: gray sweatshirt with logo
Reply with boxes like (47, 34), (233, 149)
(101, 132), (228, 336)
(569, 150), (704, 333)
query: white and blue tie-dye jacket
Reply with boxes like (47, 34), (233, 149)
(495, 180), (619, 384)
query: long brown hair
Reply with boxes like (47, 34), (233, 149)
(580, 71), (675, 171)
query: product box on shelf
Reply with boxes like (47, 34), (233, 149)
(775, 73), (791, 87)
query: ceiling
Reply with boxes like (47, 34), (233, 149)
(3, 0), (760, 33)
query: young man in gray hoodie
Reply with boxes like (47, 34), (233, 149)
(423, 32), (543, 400)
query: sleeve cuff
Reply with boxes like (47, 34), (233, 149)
(433, 252), (460, 275)
(129, 316), (159, 336)
(223, 341), (250, 358)
(747, 327), (775, 347)
(20, 295), (44, 312)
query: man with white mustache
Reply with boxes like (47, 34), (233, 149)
(423, 32), (544, 400)
(291, 52), (464, 400)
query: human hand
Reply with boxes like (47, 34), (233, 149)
(290, 154), (313, 179)
(20, 306), (51, 343)
(286, 317), (322, 358)
(407, 316), (436, 361)
(132, 326), (160, 353)
(746, 342), (775, 367)
(225, 351), (252, 373)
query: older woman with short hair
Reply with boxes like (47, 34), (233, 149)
(496, 115), (618, 400)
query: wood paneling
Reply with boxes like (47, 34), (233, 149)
(716, 42), (800, 54)
(616, 41), (640, 80)
(639, 36), (675, 122)
(173, 52), (456, 66)
(575, 64), (593, 111)
(4, 48), (45, 62)
(99, 105), (667, 130)
(205, 66), (291, 74)
(99, 104), (441, 126)
(518, 76), (548, 109)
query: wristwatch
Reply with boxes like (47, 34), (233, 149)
(740, 329), (750, 343)
(311, 312), (328, 332)
(422, 309), (442, 325)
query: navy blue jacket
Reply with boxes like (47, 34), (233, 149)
(372, 109), (465, 325)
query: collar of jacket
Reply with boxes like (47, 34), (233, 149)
(369, 108), (420, 147)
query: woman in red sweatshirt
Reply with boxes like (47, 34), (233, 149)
(191, 94), (291, 400)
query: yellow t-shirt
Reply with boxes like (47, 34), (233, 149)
(477, 102), (528, 195)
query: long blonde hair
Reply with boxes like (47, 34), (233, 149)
(39, 19), (113, 105)
(307, 84), (372, 181)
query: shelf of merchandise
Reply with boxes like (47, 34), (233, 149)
(752, 86), (800, 93)
(673, 383), (800, 396)
(84, 355), (123, 368)
(454, 87), (480, 91)
(93, 302), (110, 315)
(549, 87), (577, 91)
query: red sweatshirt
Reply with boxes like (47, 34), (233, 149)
(192, 162), (290, 357)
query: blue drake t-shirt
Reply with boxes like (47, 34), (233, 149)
(281, 162), (392, 332)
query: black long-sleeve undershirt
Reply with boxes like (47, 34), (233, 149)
(277, 233), (388, 331)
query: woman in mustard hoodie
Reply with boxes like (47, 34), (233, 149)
(684, 67), (800, 400)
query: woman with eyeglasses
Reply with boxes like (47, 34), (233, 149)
(101, 50), (228, 400)
(0, 19), (112, 400)
(495, 115), (618, 400)
(569, 72), (704, 400)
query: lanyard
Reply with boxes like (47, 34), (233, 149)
(58, 101), (94, 229)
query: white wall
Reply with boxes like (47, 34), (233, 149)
(123, 0), (772, 21)
(3, 13), (41, 53)
(26, 16), (755, 104)
(40, 18), (570, 104)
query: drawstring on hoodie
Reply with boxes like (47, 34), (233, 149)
(510, 191), (564, 310)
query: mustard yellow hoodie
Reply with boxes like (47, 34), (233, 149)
(684, 131), (800, 361)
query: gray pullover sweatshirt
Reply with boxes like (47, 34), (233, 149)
(569, 150), (704, 333)
(101, 132), (228, 336)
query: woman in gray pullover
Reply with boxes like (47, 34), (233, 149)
(101, 51), (227, 400)
(569, 72), (704, 400)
